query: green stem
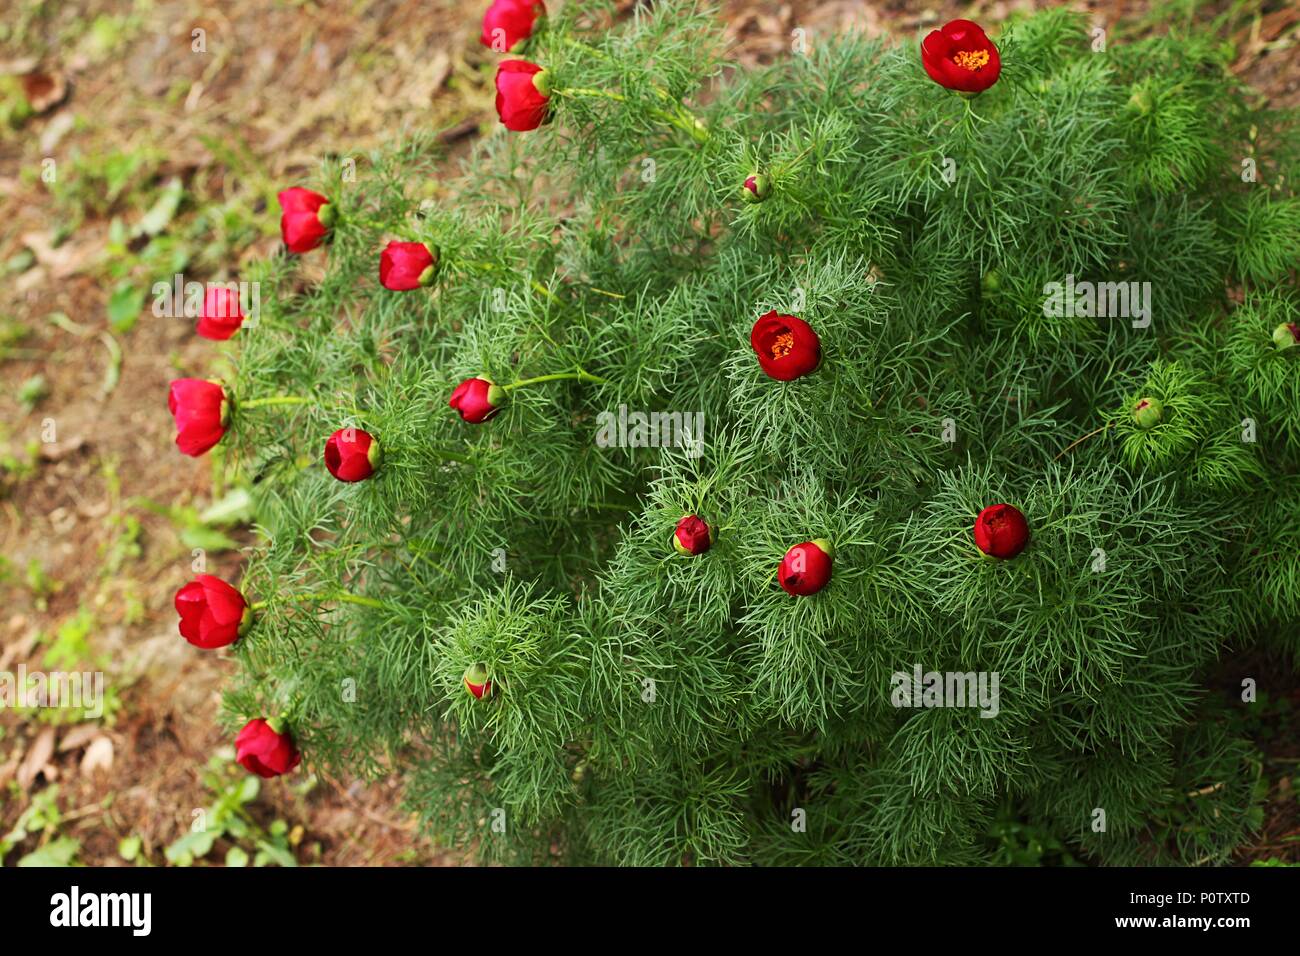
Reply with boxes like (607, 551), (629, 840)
(455, 258), (505, 272)
(657, 105), (710, 144)
(346, 214), (389, 231)
(342, 212), (418, 239)
(551, 88), (708, 144)
(402, 546), (457, 581)
(559, 37), (612, 62)
(772, 142), (816, 178)
(240, 395), (312, 410)
(358, 443), (470, 463)
(557, 36), (710, 141)
(668, 105), (710, 144)
(500, 368), (609, 392)
(455, 259), (559, 303)
(553, 86), (624, 104)
(431, 447), (473, 463)
(1054, 421), (1114, 461)
(958, 94), (989, 132)
(251, 592), (387, 612)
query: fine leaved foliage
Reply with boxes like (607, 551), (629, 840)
(198, 2), (1299, 865)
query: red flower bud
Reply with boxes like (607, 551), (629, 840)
(197, 285), (246, 341)
(379, 241), (439, 291)
(672, 514), (714, 556)
(741, 173), (770, 203)
(751, 311), (821, 381)
(168, 378), (229, 457)
(973, 503), (1029, 559)
(495, 59), (550, 132)
(450, 376), (506, 423)
(175, 574), (250, 649)
(324, 428), (381, 482)
(778, 539), (834, 596)
(277, 187), (332, 253)
(921, 19), (1001, 94)
(481, 0), (546, 53)
(463, 663), (494, 700)
(235, 718), (301, 778)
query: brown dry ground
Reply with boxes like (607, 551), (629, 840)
(0, 0), (1295, 867)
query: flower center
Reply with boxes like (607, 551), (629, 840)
(952, 49), (990, 71)
(771, 331), (795, 360)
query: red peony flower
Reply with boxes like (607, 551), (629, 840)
(175, 575), (250, 649)
(197, 285), (246, 340)
(672, 514), (714, 556)
(277, 187), (332, 253)
(973, 503), (1030, 559)
(921, 19), (1001, 94)
(495, 59), (550, 132)
(463, 663), (494, 700)
(235, 718), (301, 778)
(168, 378), (229, 457)
(379, 241), (439, 291)
(450, 376), (506, 423)
(778, 539), (834, 596)
(751, 311), (821, 381)
(481, 0), (546, 53)
(324, 428), (381, 482)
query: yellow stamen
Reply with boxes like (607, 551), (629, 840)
(771, 332), (795, 360)
(952, 49), (990, 71)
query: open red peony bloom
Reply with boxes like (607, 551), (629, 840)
(673, 514), (714, 556)
(751, 311), (821, 381)
(197, 285), (246, 340)
(175, 575), (249, 649)
(168, 378), (229, 457)
(450, 376), (506, 423)
(324, 428), (381, 482)
(379, 241), (439, 291)
(481, 0), (545, 52)
(235, 718), (301, 778)
(921, 19), (1001, 94)
(973, 503), (1029, 559)
(277, 187), (331, 253)
(778, 540), (834, 596)
(463, 663), (494, 700)
(495, 59), (550, 131)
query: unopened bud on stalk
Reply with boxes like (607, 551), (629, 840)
(741, 173), (770, 203)
(1272, 322), (1300, 351)
(463, 663), (494, 700)
(1132, 397), (1163, 429)
(1127, 87), (1154, 115)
